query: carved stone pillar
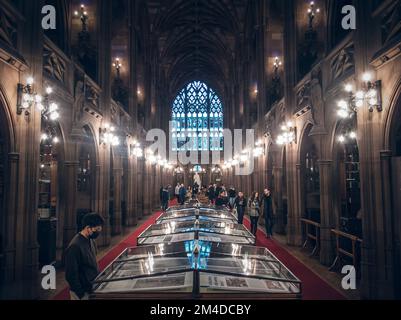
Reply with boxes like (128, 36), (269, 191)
(318, 159), (335, 266)
(136, 158), (144, 219)
(287, 163), (302, 246)
(143, 161), (152, 216)
(2, 153), (19, 283)
(62, 160), (80, 252)
(111, 166), (123, 235)
(125, 157), (136, 226)
(273, 166), (285, 234)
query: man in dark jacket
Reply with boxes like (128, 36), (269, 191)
(234, 192), (247, 224)
(208, 185), (215, 204)
(179, 184), (186, 205)
(65, 213), (104, 300)
(262, 188), (274, 238)
(162, 186), (170, 211)
(215, 191), (228, 207)
(228, 186), (237, 209)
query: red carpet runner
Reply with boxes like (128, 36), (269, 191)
(243, 217), (346, 300)
(54, 203), (345, 300)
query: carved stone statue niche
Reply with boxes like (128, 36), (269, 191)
(309, 68), (327, 136)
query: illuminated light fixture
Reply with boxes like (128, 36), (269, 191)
(174, 166), (184, 174)
(17, 77), (42, 115)
(307, 1), (320, 29)
(130, 141), (143, 158)
(75, 4), (88, 32)
(100, 124), (120, 146)
(240, 154), (248, 163)
(112, 57), (122, 78)
(337, 74), (382, 117)
(211, 166), (221, 174)
(337, 130), (358, 144)
(276, 122), (297, 145)
(273, 57), (282, 69)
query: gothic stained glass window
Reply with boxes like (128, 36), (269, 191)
(171, 81), (223, 151)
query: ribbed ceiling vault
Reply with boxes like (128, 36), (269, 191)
(145, 0), (248, 98)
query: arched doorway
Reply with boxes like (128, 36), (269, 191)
(389, 98), (401, 298)
(37, 121), (63, 266)
(282, 146), (288, 231)
(0, 99), (10, 285)
(76, 126), (97, 231)
(335, 128), (361, 237)
(301, 125), (321, 223)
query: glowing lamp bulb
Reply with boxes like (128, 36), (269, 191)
(362, 73), (372, 82)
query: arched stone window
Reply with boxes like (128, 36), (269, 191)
(171, 81), (223, 152)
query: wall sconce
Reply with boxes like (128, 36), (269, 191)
(273, 57), (282, 76)
(130, 141), (143, 158)
(337, 130), (357, 144)
(112, 58), (122, 78)
(211, 166), (221, 174)
(174, 166), (184, 174)
(307, 1), (320, 30)
(100, 124), (120, 146)
(254, 139), (265, 157)
(338, 73), (382, 118)
(74, 4), (88, 32)
(276, 122), (297, 145)
(40, 87), (60, 121)
(16, 77), (43, 115)
(145, 149), (157, 165)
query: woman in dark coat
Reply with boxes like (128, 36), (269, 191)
(248, 192), (261, 236)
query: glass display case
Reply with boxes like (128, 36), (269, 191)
(137, 220), (255, 245)
(90, 241), (302, 300)
(158, 206), (237, 224)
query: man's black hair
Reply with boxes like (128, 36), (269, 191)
(81, 213), (104, 230)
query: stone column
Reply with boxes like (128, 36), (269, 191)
(62, 160), (80, 252)
(143, 161), (152, 216)
(379, 150), (397, 293)
(318, 159), (335, 266)
(287, 163), (302, 246)
(136, 158), (144, 219)
(2, 153), (19, 283)
(273, 165), (285, 234)
(125, 156), (137, 226)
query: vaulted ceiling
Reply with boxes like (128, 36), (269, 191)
(144, 0), (249, 97)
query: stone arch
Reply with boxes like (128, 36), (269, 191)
(75, 123), (99, 228)
(299, 122), (321, 222)
(383, 76), (401, 298)
(330, 118), (362, 237)
(0, 87), (14, 283)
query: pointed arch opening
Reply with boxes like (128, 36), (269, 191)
(171, 81), (223, 152)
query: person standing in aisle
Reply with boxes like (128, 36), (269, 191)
(65, 213), (104, 300)
(159, 185), (164, 209)
(228, 186), (237, 209)
(179, 184), (186, 205)
(248, 192), (261, 236)
(262, 188), (274, 238)
(208, 184), (215, 204)
(162, 185), (170, 211)
(175, 183), (180, 201)
(215, 191), (228, 207)
(234, 192), (247, 224)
